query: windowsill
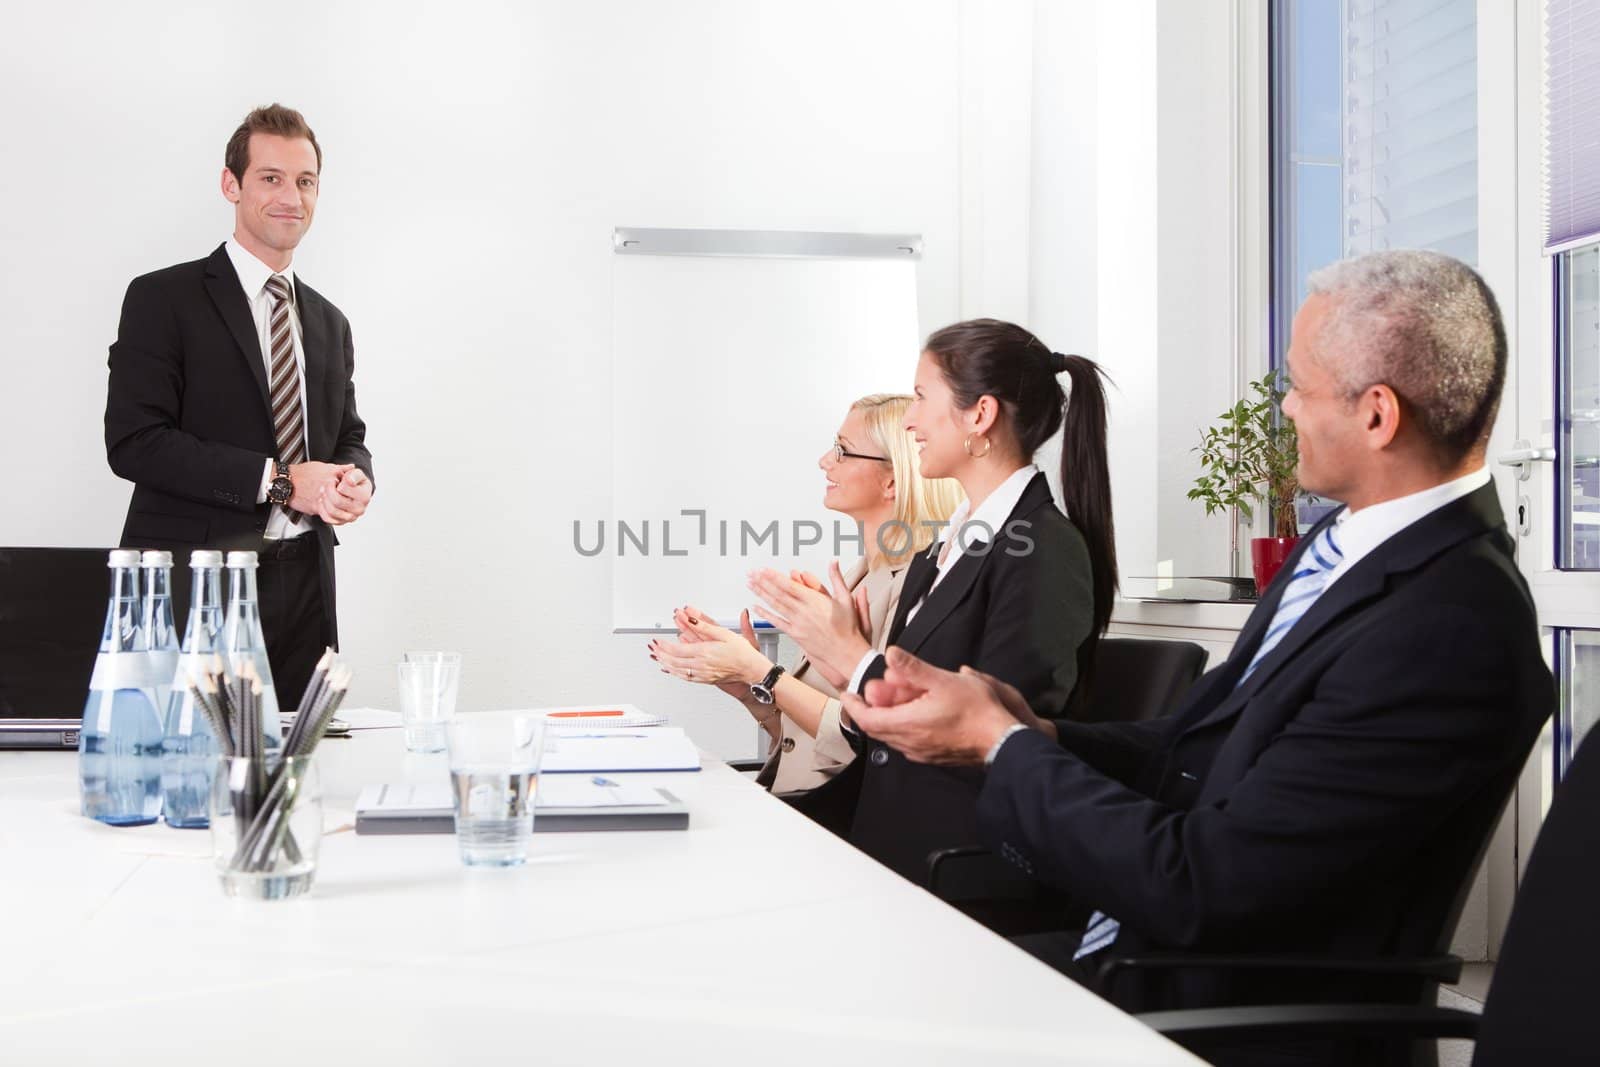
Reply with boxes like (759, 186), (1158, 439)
(1111, 597), (1256, 632)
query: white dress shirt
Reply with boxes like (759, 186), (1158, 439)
(225, 238), (312, 540)
(845, 464), (1040, 695)
(1323, 465), (1491, 591)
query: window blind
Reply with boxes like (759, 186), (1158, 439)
(1343, 0), (1478, 265)
(1545, 0), (1600, 252)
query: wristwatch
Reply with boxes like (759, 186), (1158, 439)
(750, 664), (786, 705)
(266, 460), (294, 507)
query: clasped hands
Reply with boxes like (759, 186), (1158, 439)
(289, 462), (371, 526)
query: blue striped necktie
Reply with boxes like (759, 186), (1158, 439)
(1237, 522), (1345, 684)
(1073, 523), (1345, 964)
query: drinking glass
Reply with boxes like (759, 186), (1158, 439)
(445, 712), (545, 867)
(209, 755), (321, 900)
(398, 651), (461, 753)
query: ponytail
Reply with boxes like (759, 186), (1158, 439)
(1057, 354), (1118, 641)
(922, 320), (1119, 676)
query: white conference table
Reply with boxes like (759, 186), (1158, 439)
(0, 718), (1200, 1066)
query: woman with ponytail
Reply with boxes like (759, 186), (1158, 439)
(749, 318), (1116, 886)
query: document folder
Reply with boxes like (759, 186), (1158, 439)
(354, 781), (689, 834)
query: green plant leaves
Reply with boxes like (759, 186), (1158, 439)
(1189, 369), (1301, 536)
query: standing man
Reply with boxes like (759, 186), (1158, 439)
(106, 104), (374, 704)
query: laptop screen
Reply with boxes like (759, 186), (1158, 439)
(0, 548), (190, 721)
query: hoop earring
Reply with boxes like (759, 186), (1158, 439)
(964, 433), (992, 459)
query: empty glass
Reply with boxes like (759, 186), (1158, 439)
(398, 651), (461, 753)
(445, 712), (545, 868)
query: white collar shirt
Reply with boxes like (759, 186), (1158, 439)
(843, 464), (1041, 697)
(907, 463), (1040, 624)
(225, 237), (311, 539)
(1323, 465), (1491, 590)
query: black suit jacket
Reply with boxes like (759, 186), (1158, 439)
(826, 472), (1096, 882)
(979, 480), (1553, 1012)
(104, 244), (373, 644)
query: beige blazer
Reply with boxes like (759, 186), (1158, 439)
(758, 558), (906, 795)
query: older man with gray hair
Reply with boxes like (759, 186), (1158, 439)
(843, 250), (1553, 1065)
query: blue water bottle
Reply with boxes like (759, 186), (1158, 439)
(222, 551), (282, 753)
(161, 550), (225, 828)
(79, 549), (164, 826)
(141, 550), (179, 714)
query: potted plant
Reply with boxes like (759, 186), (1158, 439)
(1187, 370), (1301, 593)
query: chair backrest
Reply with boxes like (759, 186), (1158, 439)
(1471, 731), (1600, 1066)
(1075, 637), (1208, 724)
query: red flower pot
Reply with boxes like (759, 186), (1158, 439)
(1251, 536), (1300, 594)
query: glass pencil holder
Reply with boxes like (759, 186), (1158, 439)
(209, 755), (322, 901)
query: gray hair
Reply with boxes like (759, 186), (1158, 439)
(1305, 250), (1506, 465)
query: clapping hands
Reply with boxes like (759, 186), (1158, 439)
(746, 561), (873, 690)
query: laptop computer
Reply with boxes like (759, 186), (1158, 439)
(0, 547), (193, 750)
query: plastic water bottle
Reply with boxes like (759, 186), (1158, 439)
(161, 550), (225, 828)
(141, 550), (179, 714)
(79, 549), (164, 826)
(221, 551), (282, 752)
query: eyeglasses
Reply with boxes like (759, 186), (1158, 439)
(831, 441), (889, 464)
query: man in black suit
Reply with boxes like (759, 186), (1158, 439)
(105, 104), (374, 704)
(845, 251), (1553, 1054)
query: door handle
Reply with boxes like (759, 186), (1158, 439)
(1496, 441), (1557, 481)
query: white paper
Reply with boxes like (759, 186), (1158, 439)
(530, 703), (667, 728)
(540, 727), (701, 773)
(355, 782), (452, 813)
(536, 776), (665, 808)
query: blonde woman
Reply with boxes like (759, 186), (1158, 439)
(650, 394), (962, 794)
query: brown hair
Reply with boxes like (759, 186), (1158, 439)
(923, 319), (1118, 643)
(225, 104), (322, 183)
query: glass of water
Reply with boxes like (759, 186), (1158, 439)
(397, 651), (460, 753)
(445, 712), (545, 868)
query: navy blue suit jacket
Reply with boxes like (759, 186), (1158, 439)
(979, 480), (1552, 1011)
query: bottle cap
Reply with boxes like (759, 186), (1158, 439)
(107, 549), (140, 568)
(140, 550), (173, 567)
(225, 550), (259, 568)
(189, 550), (224, 568)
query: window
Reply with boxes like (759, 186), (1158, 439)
(1270, 0), (1479, 365)
(1555, 244), (1600, 570)
(1555, 628), (1600, 777)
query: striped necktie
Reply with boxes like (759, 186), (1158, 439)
(264, 274), (306, 523)
(1073, 523), (1346, 964)
(1237, 522), (1345, 684)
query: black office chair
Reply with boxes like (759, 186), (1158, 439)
(1132, 729), (1598, 1066)
(1068, 636), (1211, 725)
(925, 637), (1209, 930)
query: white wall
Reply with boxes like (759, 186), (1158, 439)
(0, 0), (1242, 758)
(1029, 0), (1236, 588)
(0, 0), (970, 758)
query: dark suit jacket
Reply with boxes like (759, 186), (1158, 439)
(818, 471), (1096, 883)
(104, 244), (373, 644)
(979, 480), (1553, 1014)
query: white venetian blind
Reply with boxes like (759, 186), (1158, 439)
(1342, 0), (1478, 265)
(1544, 0), (1600, 253)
